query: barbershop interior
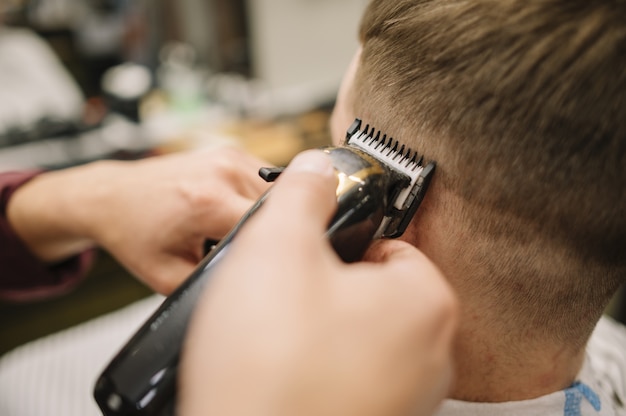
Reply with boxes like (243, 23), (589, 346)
(1, 0), (625, 415)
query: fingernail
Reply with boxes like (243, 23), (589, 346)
(286, 150), (334, 176)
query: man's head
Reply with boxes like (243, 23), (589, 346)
(331, 0), (626, 347)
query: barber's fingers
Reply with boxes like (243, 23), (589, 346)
(356, 238), (458, 334)
(360, 239), (448, 289)
(137, 255), (199, 295)
(256, 150), (338, 236)
(224, 150), (339, 269)
(365, 240), (453, 297)
(362, 238), (426, 264)
(197, 194), (265, 240)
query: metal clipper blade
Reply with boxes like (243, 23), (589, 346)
(345, 119), (435, 238)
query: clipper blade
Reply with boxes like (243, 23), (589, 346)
(345, 118), (435, 238)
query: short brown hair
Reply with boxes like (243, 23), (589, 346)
(352, 0), (626, 340)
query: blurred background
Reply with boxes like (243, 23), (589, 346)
(0, 0), (369, 171)
(0, 0), (371, 353)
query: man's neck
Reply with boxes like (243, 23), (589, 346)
(404, 188), (595, 402)
(448, 321), (586, 402)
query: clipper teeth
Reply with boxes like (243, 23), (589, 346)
(347, 121), (424, 172)
(345, 118), (436, 239)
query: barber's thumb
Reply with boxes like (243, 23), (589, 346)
(266, 150), (338, 227)
(362, 239), (430, 265)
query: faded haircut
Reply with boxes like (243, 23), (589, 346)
(351, 0), (626, 341)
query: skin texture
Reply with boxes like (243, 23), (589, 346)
(7, 146), (270, 294)
(179, 150), (458, 416)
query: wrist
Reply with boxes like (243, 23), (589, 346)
(65, 160), (127, 244)
(6, 160), (122, 262)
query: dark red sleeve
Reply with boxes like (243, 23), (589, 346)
(0, 170), (95, 302)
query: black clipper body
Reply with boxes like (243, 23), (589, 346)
(93, 119), (435, 416)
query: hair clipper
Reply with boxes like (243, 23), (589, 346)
(93, 119), (435, 415)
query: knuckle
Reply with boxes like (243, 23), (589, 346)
(177, 180), (220, 208)
(154, 276), (181, 295)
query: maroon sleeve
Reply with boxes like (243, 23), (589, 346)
(0, 170), (95, 302)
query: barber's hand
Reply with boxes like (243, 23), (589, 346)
(86, 147), (270, 293)
(8, 146), (270, 294)
(179, 150), (458, 416)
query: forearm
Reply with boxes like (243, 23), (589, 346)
(6, 160), (120, 262)
(4, 147), (271, 295)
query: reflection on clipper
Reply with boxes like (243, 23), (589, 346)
(106, 394), (122, 412)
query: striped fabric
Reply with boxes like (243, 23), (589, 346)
(0, 295), (163, 416)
